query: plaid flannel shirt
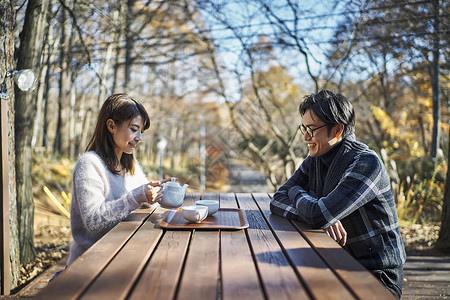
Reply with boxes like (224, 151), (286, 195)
(270, 140), (406, 273)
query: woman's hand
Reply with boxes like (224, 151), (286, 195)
(161, 177), (176, 184)
(145, 178), (177, 203)
(147, 177), (176, 187)
(323, 220), (347, 246)
(145, 184), (163, 204)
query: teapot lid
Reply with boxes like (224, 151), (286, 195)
(164, 177), (180, 187)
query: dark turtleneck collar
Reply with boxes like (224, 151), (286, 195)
(309, 134), (369, 198)
(319, 140), (343, 168)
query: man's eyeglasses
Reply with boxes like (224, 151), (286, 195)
(299, 124), (328, 138)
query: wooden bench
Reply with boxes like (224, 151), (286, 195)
(34, 192), (396, 299)
(15, 256), (67, 298)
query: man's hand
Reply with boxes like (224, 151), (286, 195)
(323, 220), (347, 246)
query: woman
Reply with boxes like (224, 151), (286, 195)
(67, 93), (170, 265)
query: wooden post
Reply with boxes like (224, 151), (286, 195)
(1, 96), (11, 295)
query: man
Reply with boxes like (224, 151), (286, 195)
(270, 90), (406, 298)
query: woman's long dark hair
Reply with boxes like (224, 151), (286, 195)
(86, 93), (150, 175)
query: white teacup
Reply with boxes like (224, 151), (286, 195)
(182, 205), (208, 223)
(195, 200), (219, 216)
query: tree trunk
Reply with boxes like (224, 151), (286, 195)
(54, 7), (68, 155)
(430, 0), (440, 159)
(15, 0), (49, 264)
(30, 0), (50, 151)
(436, 130), (450, 251)
(0, 0), (19, 292)
(124, 0), (135, 92)
(38, 0), (54, 150)
(42, 30), (52, 149)
(111, 0), (126, 95)
(68, 79), (76, 158)
(79, 106), (92, 153)
(31, 57), (48, 150)
(67, 3), (77, 158)
(74, 94), (87, 155)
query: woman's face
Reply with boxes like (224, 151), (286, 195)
(108, 115), (144, 160)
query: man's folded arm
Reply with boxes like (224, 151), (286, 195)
(270, 189), (302, 220)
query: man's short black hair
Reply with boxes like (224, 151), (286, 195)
(299, 90), (355, 138)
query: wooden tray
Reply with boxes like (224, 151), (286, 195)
(159, 208), (249, 230)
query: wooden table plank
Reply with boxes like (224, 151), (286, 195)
(293, 221), (398, 300)
(220, 193), (265, 300)
(79, 209), (164, 300)
(128, 230), (191, 300)
(252, 193), (356, 300)
(202, 192), (219, 202)
(175, 192), (220, 300)
(35, 208), (154, 300)
(218, 193), (237, 209)
(128, 192), (203, 300)
(177, 231), (220, 300)
(185, 192), (203, 205)
(236, 193), (310, 300)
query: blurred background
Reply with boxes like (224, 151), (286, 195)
(22, 0), (448, 219)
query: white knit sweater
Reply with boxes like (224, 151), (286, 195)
(67, 151), (149, 265)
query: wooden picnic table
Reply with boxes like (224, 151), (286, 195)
(36, 192), (396, 300)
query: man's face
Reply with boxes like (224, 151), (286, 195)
(301, 109), (342, 157)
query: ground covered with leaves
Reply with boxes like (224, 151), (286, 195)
(13, 220), (446, 293)
(15, 225), (71, 290)
(400, 222), (444, 256)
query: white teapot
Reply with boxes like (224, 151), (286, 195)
(159, 177), (188, 208)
